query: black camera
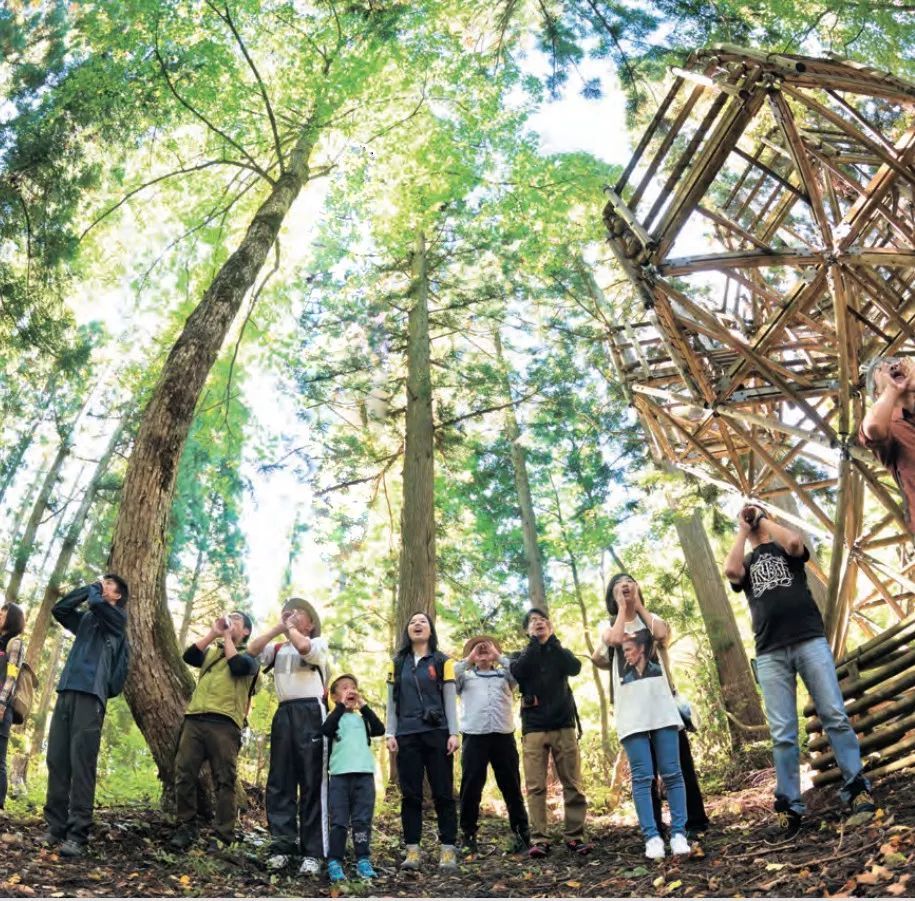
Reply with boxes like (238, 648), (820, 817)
(421, 707), (443, 726)
(521, 694), (540, 709)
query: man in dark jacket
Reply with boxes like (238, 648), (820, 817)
(510, 608), (590, 859)
(43, 575), (129, 858)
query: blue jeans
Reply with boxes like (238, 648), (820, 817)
(756, 636), (868, 814)
(622, 727), (686, 840)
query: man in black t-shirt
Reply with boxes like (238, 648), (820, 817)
(724, 505), (875, 838)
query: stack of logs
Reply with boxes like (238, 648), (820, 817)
(808, 615), (915, 785)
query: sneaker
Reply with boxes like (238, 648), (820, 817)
(528, 842), (549, 859)
(168, 826), (198, 851)
(266, 853), (291, 871)
(298, 856), (322, 877)
(40, 830), (64, 847)
(60, 839), (86, 859)
(670, 833), (691, 856)
(461, 833), (479, 854)
(400, 844), (421, 871)
(355, 858), (377, 880)
(327, 859), (346, 883)
(566, 838), (594, 856)
(439, 844), (458, 872)
(849, 788), (877, 816)
(645, 836), (666, 860)
(764, 801), (802, 840)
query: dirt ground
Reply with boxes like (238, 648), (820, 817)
(0, 769), (912, 898)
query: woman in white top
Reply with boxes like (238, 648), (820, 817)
(593, 573), (689, 860)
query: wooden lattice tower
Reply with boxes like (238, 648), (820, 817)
(603, 46), (915, 655)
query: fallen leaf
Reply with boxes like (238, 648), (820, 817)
(626, 865), (649, 877)
(565, 881), (581, 889)
(887, 884), (908, 896)
(178, 875), (191, 886)
(884, 852), (908, 868)
(766, 862), (786, 872)
(690, 844), (705, 859)
(666, 879), (683, 892)
(653, 875), (666, 888)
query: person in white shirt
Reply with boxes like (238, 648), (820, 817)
(455, 635), (530, 854)
(248, 598), (328, 877)
(592, 573), (689, 861)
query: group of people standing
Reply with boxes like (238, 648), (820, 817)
(0, 499), (883, 878)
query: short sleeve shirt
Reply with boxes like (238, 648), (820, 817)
(729, 541), (825, 654)
(859, 409), (915, 533)
(606, 615), (682, 741)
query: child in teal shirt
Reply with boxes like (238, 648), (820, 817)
(320, 673), (385, 882)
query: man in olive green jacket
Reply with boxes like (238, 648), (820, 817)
(169, 612), (260, 851)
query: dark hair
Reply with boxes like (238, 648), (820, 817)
(233, 611), (253, 635)
(522, 607), (550, 630)
(104, 573), (129, 605)
(605, 572), (636, 618)
(1, 603), (25, 640)
(395, 611), (438, 659)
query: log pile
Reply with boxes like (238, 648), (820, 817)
(602, 46), (915, 648)
(807, 615), (915, 785)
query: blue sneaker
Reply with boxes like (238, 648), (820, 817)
(355, 858), (377, 879)
(327, 859), (346, 883)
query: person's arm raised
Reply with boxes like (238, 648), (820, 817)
(247, 622), (286, 658)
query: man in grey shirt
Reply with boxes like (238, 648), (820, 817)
(455, 636), (530, 854)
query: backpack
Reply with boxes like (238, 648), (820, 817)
(106, 635), (131, 699)
(11, 661), (37, 726)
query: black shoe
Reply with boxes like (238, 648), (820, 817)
(168, 826), (199, 851)
(461, 834), (479, 854)
(510, 830), (531, 854)
(40, 830), (64, 847)
(60, 840), (86, 858)
(764, 801), (802, 840)
(566, 838), (594, 856)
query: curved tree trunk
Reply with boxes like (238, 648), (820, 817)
(395, 230), (436, 636)
(494, 330), (547, 610)
(108, 125), (321, 795)
(26, 421), (126, 672)
(24, 629), (65, 782)
(674, 509), (767, 748)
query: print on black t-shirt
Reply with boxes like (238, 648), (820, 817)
(730, 541), (825, 655)
(617, 629), (663, 685)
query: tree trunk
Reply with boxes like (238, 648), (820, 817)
(395, 230), (436, 637)
(5, 435), (73, 605)
(0, 424), (38, 510)
(24, 629), (65, 781)
(0, 453), (49, 582)
(26, 421), (126, 671)
(177, 545), (205, 648)
(108, 124), (321, 795)
(548, 475), (613, 772)
(494, 330), (547, 609)
(674, 509), (767, 748)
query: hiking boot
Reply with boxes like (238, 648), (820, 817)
(764, 800), (802, 840)
(168, 826), (198, 851)
(566, 838), (594, 856)
(60, 839), (86, 859)
(266, 853), (291, 871)
(298, 857), (322, 877)
(848, 781), (877, 816)
(528, 841), (549, 859)
(40, 830), (64, 847)
(461, 833), (479, 854)
(355, 858), (377, 880)
(645, 836), (666, 860)
(510, 829), (531, 854)
(400, 844), (421, 870)
(439, 844), (459, 872)
(670, 833), (691, 857)
(327, 859), (346, 883)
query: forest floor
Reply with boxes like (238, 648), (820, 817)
(0, 768), (913, 898)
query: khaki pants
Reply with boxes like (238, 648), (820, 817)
(521, 727), (587, 844)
